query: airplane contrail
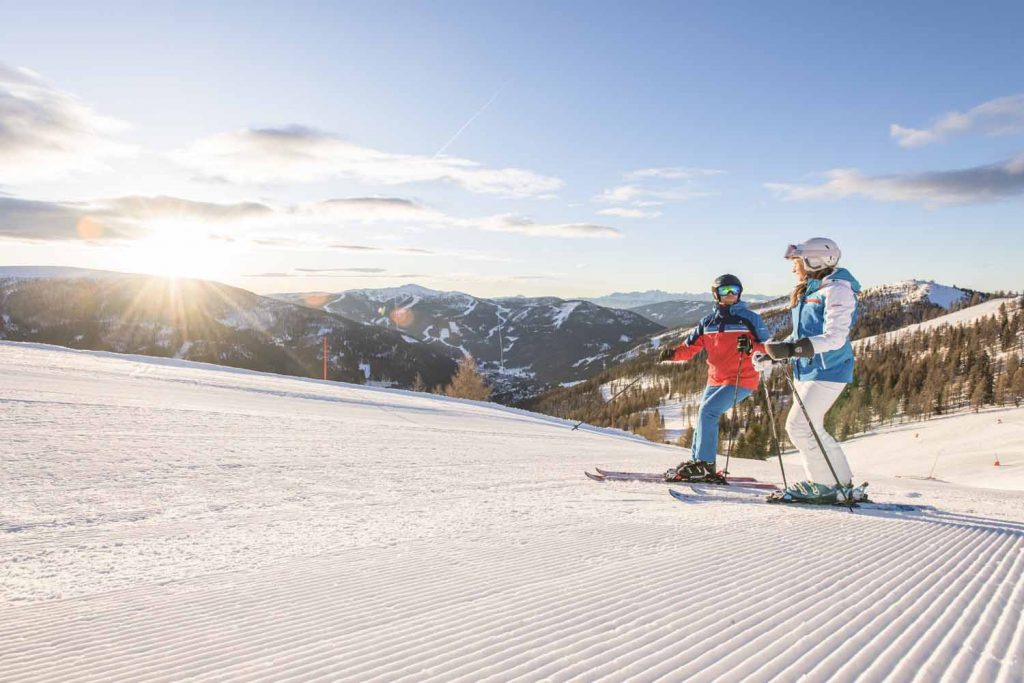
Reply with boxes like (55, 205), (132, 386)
(433, 83), (507, 159)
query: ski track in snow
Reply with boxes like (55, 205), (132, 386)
(1, 341), (1023, 682)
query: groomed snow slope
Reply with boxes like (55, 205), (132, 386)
(2, 341), (1022, 682)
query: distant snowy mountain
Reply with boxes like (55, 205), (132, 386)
(743, 280), (994, 342)
(587, 289), (772, 309)
(0, 270), (455, 388)
(273, 285), (665, 399)
(627, 300), (714, 328)
(347, 283), (471, 303)
(862, 279), (978, 309)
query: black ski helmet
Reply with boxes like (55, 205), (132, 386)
(712, 274), (743, 302)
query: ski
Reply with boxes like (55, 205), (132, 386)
(669, 486), (924, 511)
(589, 471), (778, 491)
(595, 467), (760, 483)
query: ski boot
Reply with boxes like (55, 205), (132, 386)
(767, 481), (870, 505)
(664, 460), (724, 483)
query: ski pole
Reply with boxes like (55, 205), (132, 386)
(761, 364), (788, 490)
(782, 366), (854, 511)
(723, 335), (753, 475)
(571, 374), (645, 431)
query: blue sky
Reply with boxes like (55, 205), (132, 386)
(1, 1), (1022, 297)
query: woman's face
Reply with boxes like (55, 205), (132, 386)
(791, 258), (807, 280)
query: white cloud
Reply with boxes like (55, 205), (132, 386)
(596, 184), (711, 204)
(0, 63), (133, 183)
(765, 156), (1024, 205)
(0, 196), (146, 242)
(327, 244), (436, 255)
(594, 166), (722, 216)
(891, 94), (1024, 148)
(170, 125), (564, 198)
(295, 267), (387, 274)
(0, 192), (621, 244)
(103, 195), (273, 223)
(625, 167), (724, 180)
(474, 214), (622, 239)
(596, 207), (663, 219)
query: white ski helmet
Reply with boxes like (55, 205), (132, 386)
(785, 237), (841, 270)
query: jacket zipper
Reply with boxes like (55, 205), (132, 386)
(795, 299), (804, 380)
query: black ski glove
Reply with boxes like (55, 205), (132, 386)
(658, 345), (676, 362)
(765, 338), (815, 360)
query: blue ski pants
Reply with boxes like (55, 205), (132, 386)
(691, 384), (753, 465)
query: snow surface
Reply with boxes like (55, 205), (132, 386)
(2, 340), (1022, 682)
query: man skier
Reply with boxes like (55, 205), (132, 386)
(658, 274), (772, 482)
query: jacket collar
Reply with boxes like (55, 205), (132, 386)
(715, 301), (748, 316)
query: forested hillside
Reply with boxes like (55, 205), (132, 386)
(528, 297), (1024, 456)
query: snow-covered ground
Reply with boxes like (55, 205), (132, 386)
(599, 374), (667, 400)
(657, 394), (703, 443)
(2, 341), (1022, 682)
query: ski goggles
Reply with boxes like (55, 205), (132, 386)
(784, 244), (802, 259)
(716, 284), (742, 297)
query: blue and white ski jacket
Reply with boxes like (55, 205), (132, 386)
(788, 268), (861, 383)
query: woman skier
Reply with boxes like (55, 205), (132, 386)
(658, 274), (772, 482)
(761, 237), (864, 503)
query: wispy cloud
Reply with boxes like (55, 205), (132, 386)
(625, 167), (724, 181)
(595, 166), (722, 216)
(596, 207), (663, 219)
(0, 63), (133, 183)
(245, 270), (428, 279)
(765, 156), (1024, 205)
(103, 195), (273, 222)
(328, 244), (436, 255)
(0, 190), (621, 245)
(475, 214), (622, 239)
(0, 194), (278, 243)
(597, 185), (712, 203)
(301, 197), (446, 223)
(170, 125), (564, 198)
(891, 94), (1024, 148)
(0, 196), (147, 242)
(296, 267), (386, 273)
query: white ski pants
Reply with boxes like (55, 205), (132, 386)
(785, 380), (853, 487)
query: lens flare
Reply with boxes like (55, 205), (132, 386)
(304, 292), (329, 308)
(76, 216), (104, 240)
(389, 307), (414, 327)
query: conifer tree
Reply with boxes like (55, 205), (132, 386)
(444, 355), (492, 401)
(678, 425), (694, 449)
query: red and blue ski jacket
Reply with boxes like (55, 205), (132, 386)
(668, 302), (771, 390)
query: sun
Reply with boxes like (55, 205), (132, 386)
(124, 232), (237, 282)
